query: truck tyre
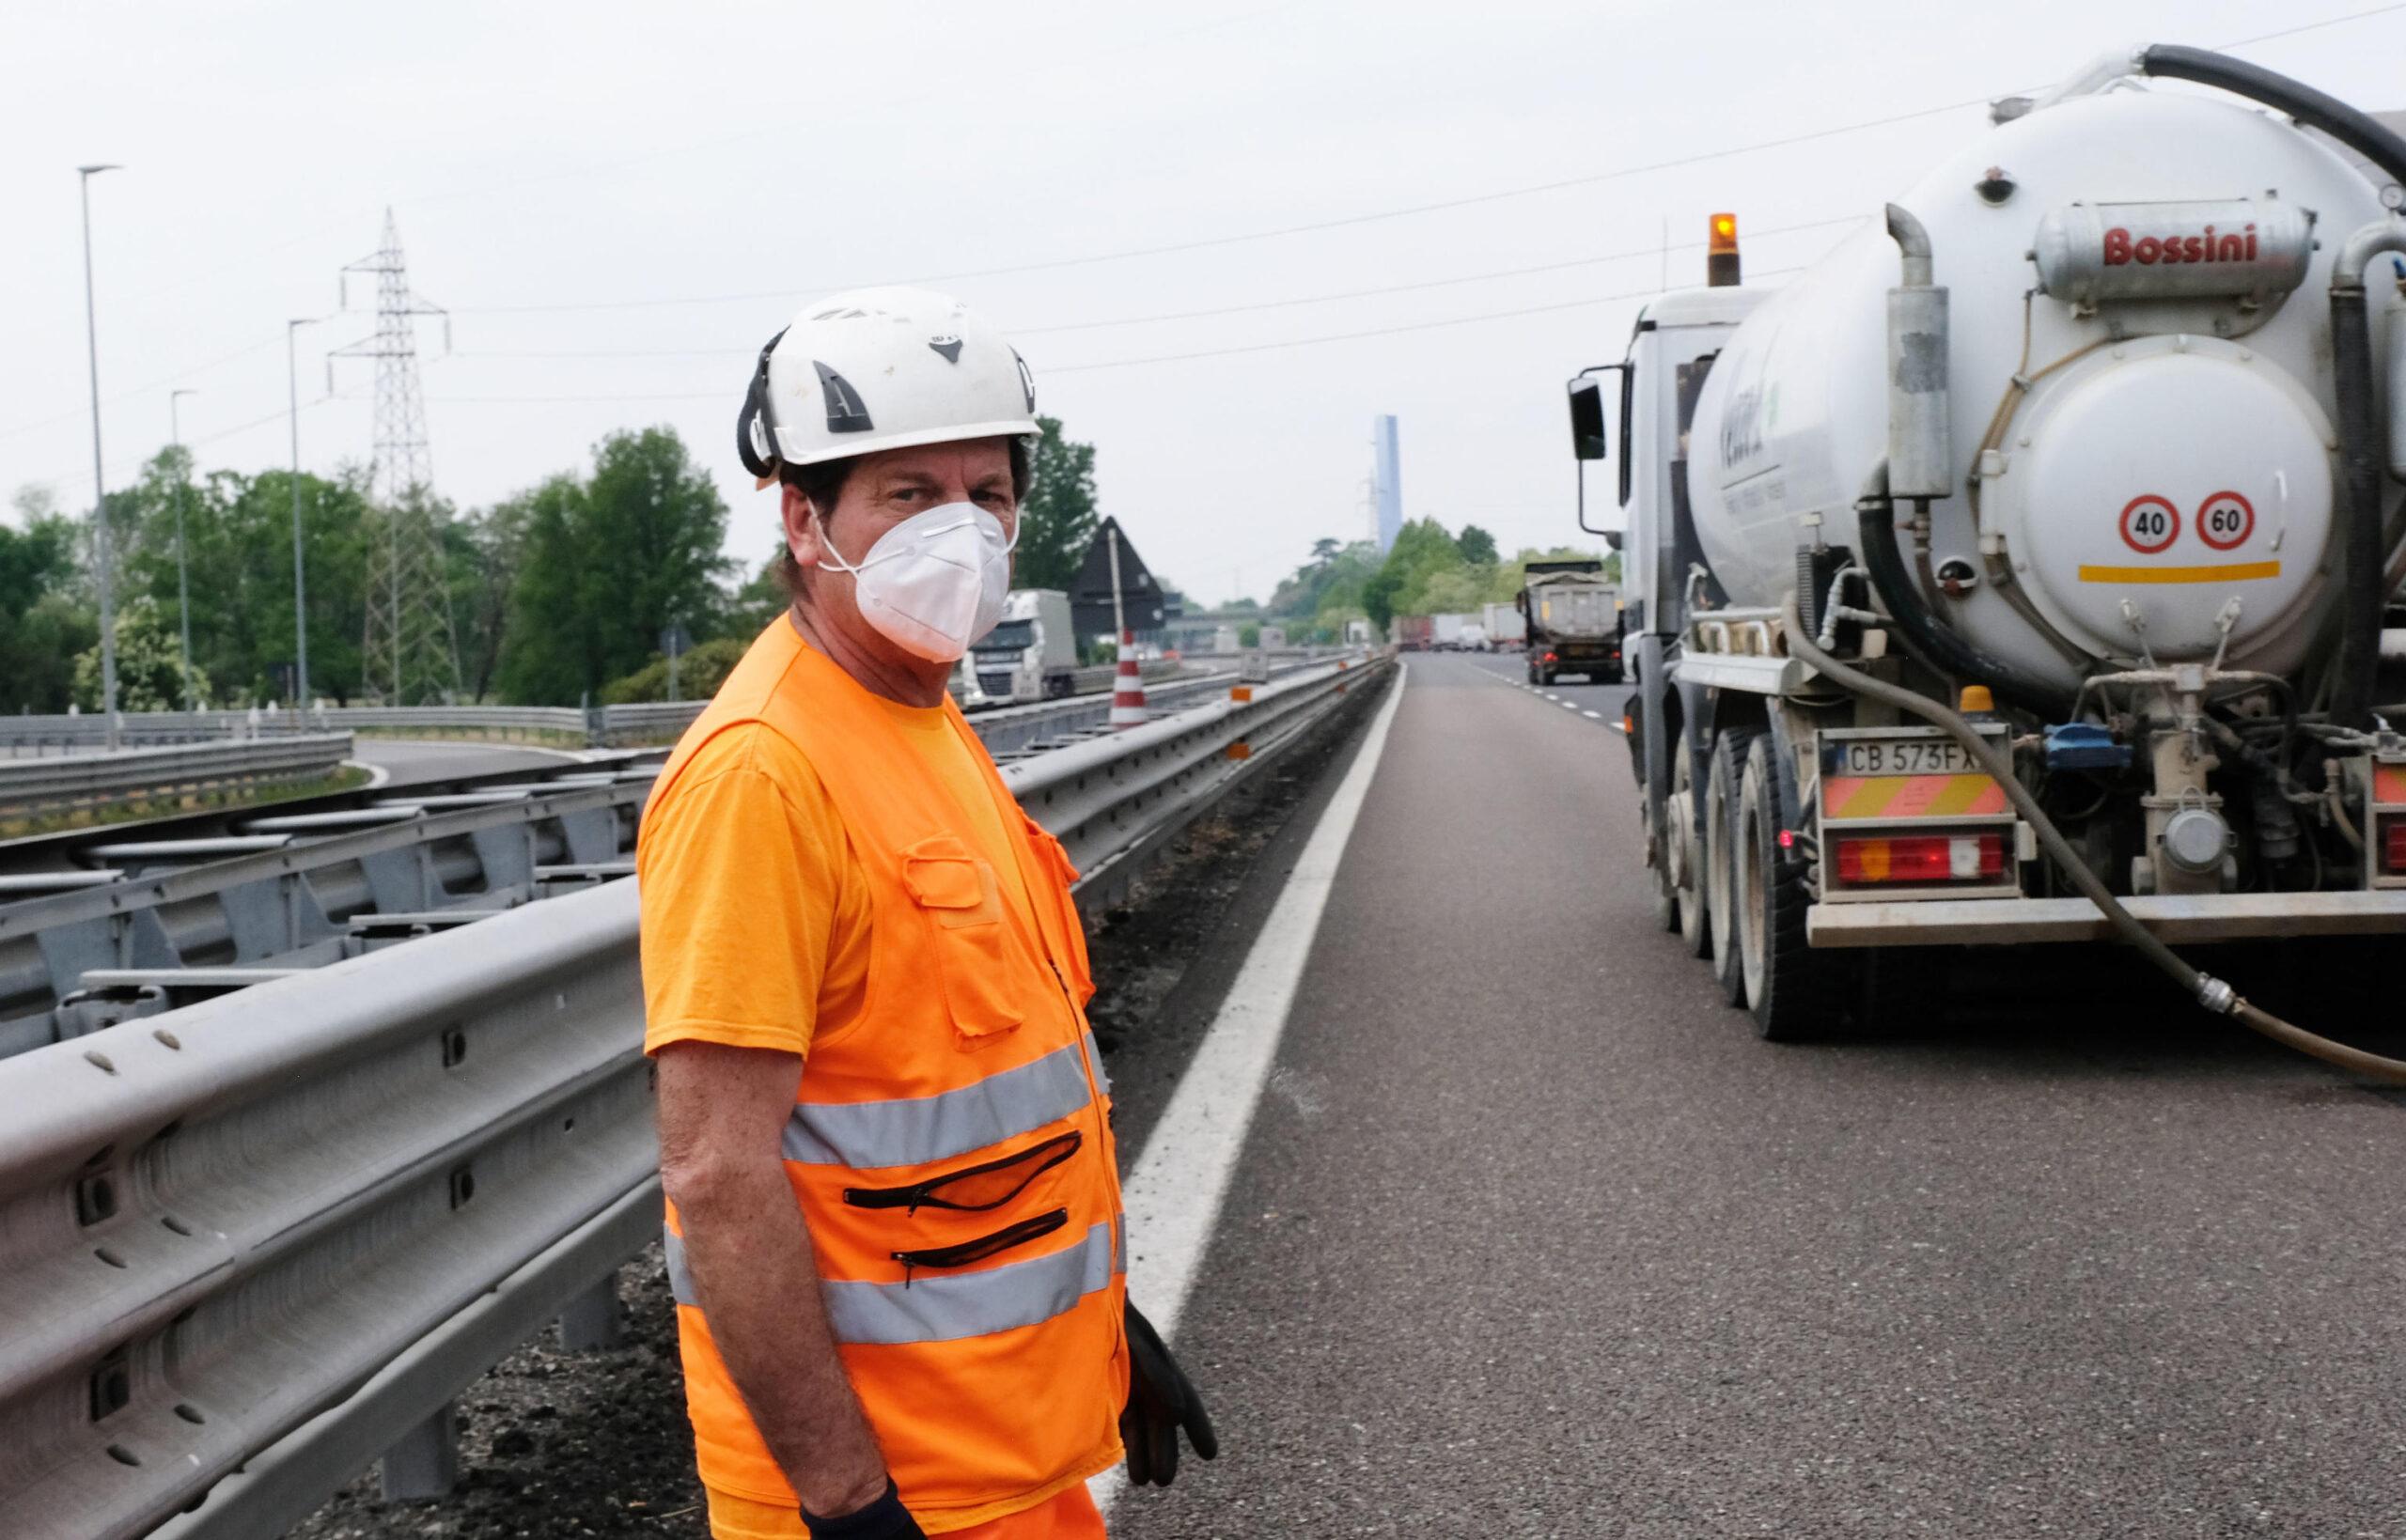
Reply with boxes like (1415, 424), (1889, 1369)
(1672, 739), (1710, 957)
(1736, 734), (1839, 1041)
(1640, 791), (1679, 932)
(1707, 727), (1758, 1006)
(1525, 660), (1540, 685)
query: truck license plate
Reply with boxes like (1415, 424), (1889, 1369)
(1835, 737), (1977, 777)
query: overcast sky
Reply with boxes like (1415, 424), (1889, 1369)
(7, 1), (2402, 609)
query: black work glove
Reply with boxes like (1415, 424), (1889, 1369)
(1120, 1298), (1219, 1486)
(802, 1478), (926, 1540)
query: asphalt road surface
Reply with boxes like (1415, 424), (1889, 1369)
(1111, 651), (2406, 1539)
(347, 737), (586, 788)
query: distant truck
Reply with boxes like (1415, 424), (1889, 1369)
(1432, 613), (1472, 649)
(969, 589), (1077, 703)
(1519, 561), (1623, 684)
(1394, 615), (1435, 650)
(1482, 600), (1527, 649)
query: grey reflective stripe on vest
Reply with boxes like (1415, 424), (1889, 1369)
(782, 1032), (1104, 1170)
(664, 1221), (1115, 1346)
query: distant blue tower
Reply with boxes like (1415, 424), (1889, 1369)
(1372, 414), (1401, 552)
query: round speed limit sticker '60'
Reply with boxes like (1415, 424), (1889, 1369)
(2117, 494), (2179, 554)
(2196, 490), (2255, 551)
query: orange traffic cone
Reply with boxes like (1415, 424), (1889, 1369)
(1109, 630), (1148, 729)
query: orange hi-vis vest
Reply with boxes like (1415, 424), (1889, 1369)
(650, 625), (1127, 1531)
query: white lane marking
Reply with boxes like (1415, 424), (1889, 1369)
(1095, 660), (1410, 1515)
(1559, 701), (1578, 711)
(1582, 710), (1602, 720)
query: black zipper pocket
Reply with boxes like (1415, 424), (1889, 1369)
(843, 1130), (1081, 1216)
(893, 1208), (1068, 1283)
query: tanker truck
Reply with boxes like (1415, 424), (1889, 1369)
(1566, 45), (2406, 1041)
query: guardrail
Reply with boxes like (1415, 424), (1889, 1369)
(0, 737), (355, 824)
(0, 653), (1393, 1540)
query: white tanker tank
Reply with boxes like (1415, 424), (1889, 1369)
(1686, 71), (2406, 697)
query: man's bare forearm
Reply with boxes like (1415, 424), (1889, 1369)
(676, 1159), (889, 1516)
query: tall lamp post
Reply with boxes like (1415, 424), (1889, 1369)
(287, 318), (316, 711)
(169, 388), (197, 710)
(78, 163), (122, 747)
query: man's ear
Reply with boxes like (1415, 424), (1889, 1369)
(780, 482), (821, 568)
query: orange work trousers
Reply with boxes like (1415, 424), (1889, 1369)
(704, 1482), (1107, 1539)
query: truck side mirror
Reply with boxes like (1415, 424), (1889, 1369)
(1602, 531), (1624, 552)
(1567, 377), (1608, 460)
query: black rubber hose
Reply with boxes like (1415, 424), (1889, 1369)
(1854, 469), (2073, 719)
(2137, 44), (2403, 728)
(1782, 595), (2406, 1086)
(2137, 45), (2406, 185)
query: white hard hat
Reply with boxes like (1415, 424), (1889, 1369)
(738, 286), (1038, 484)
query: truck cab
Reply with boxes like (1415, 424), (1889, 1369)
(968, 589), (1078, 705)
(1571, 288), (1763, 865)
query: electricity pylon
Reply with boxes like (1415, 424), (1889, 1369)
(336, 210), (461, 704)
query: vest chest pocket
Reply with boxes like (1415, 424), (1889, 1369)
(900, 839), (1024, 1040)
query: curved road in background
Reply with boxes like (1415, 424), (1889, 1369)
(346, 738), (590, 790)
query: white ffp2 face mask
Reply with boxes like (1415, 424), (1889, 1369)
(812, 502), (1015, 662)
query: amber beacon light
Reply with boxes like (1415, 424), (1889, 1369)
(1707, 211), (1742, 287)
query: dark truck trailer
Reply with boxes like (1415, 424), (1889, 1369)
(1519, 562), (1624, 684)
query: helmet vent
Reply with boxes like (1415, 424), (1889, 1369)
(814, 361), (874, 434)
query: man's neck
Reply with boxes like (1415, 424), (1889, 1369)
(787, 604), (951, 708)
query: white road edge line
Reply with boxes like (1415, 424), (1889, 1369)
(1559, 701), (1578, 710)
(1582, 710), (1602, 720)
(1094, 660), (1410, 1516)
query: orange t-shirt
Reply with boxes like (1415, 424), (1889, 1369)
(638, 634), (1037, 1063)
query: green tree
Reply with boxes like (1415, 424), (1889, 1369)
(0, 491), (90, 711)
(1015, 416), (1099, 591)
(1237, 622), (1261, 648)
(496, 428), (733, 704)
(75, 596), (209, 711)
(1457, 524), (1498, 565)
(601, 635), (750, 705)
(1309, 537), (1342, 566)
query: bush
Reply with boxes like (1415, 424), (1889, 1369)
(602, 635), (749, 704)
(1238, 623), (1261, 648)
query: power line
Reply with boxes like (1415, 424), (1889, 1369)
(0, 334), (283, 445)
(435, 2), (2406, 320)
(439, 215), (1867, 364)
(408, 267), (1810, 404)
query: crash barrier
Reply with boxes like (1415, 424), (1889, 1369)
(0, 661), (1207, 754)
(0, 770), (653, 1061)
(0, 654), (1392, 1540)
(0, 736), (355, 825)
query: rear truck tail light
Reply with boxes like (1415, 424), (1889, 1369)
(2382, 816), (2406, 876)
(1543, 651), (1557, 662)
(1834, 832), (2005, 886)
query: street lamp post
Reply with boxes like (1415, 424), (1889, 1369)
(287, 318), (316, 711)
(78, 163), (122, 747)
(169, 388), (197, 710)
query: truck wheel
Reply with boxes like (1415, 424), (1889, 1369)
(1707, 727), (1758, 1006)
(1736, 735), (1840, 1040)
(1672, 740), (1710, 957)
(1525, 661), (1539, 685)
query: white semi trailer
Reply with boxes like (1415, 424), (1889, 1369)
(1569, 46), (2406, 1041)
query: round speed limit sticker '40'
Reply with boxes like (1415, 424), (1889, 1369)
(2118, 494), (2179, 553)
(2196, 490), (2255, 551)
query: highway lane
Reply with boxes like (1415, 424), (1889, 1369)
(1113, 651), (2406, 1538)
(345, 737), (588, 788)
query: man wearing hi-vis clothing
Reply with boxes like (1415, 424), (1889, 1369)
(637, 288), (1213, 1540)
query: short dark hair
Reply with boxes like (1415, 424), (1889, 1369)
(776, 437), (1035, 602)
